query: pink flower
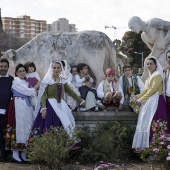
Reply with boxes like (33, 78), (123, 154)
(154, 123), (158, 128)
(166, 156), (170, 161)
(159, 142), (164, 145)
(164, 127), (168, 131)
(100, 164), (108, 168)
(153, 148), (159, 153)
(167, 145), (170, 150)
(160, 135), (165, 139)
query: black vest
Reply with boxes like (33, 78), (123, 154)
(0, 75), (13, 109)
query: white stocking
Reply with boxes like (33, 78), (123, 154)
(12, 150), (21, 162)
(21, 151), (27, 161)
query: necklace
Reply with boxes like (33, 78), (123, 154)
(53, 76), (60, 83)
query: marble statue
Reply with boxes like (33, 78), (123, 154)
(128, 16), (170, 80)
(1, 31), (117, 85)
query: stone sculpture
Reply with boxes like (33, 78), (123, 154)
(128, 16), (170, 80)
(1, 31), (117, 85)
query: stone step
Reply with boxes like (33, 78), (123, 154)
(72, 111), (138, 130)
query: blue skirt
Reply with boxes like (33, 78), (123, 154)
(31, 100), (62, 136)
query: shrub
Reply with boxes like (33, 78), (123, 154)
(73, 121), (134, 164)
(140, 120), (170, 169)
(26, 127), (75, 170)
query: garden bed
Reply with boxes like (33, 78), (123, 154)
(0, 162), (167, 170)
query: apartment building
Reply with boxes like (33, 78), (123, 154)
(2, 15), (46, 38)
(47, 18), (77, 33)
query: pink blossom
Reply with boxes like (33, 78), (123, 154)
(159, 142), (164, 145)
(166, 156), (170, 161)
(154, 123), (158, 128)
(100, 164), (108, 168)
(167, 145), (170, 150)
(153, 148), (159, 153)
(160, 135), (165, 139)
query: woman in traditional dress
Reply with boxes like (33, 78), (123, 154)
(132, 56), (170, 149)
(30, 60), (85, 140)
(5, 64), (38, 163)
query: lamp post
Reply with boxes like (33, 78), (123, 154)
(134, 51), (144, 68)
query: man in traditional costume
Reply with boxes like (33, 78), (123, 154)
(0, 59), (13, 161)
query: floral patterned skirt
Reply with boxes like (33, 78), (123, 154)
(149, 95), (170, 142)
(5, 99), (26, 151)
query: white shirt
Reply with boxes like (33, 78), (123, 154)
(12, 77), (36, 97)
(75, 74), (94, 88)
(119, 76), (145, 104)
(166, 73), (170, 97)
(0, 74), (9, 78)
(97, 80), (124, 101)
(72, 75), (81, 88)
(26, 72), (41, 81)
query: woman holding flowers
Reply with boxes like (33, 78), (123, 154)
(132, 56), (170, 149)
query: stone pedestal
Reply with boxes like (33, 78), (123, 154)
(73, 111), (138, 130)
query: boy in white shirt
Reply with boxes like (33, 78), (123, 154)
(97, 68), (123, 110)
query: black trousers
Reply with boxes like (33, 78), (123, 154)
(79, 86), (98, 100)
(0, 114), (5, 153)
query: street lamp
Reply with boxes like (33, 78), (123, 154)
(134, 51), (144, 68)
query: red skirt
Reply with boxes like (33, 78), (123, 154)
(5, 99), (26, 151)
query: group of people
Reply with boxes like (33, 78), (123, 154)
(0, 51), (170, 163)
(0, 60), (86, 163)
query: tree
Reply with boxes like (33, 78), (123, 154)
(0, 31), (31, 57)
(121, 31), (150, 71)
(0, 9), (30, 56)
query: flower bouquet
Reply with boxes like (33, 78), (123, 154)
(129, 94), (140, 114)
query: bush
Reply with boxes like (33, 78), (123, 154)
(140, 120), (170, 169)
(26, 122), (134, 168)
(26, 127), (75, 170)
(73, 121), (134, 164)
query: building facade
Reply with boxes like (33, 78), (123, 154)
(47, 18), (77, 33)
(2, 15), (46, 38)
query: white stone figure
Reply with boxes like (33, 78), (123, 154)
(1, 31), (117, 86)
(128, 16), (170, 80)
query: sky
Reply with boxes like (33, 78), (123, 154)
(1, 0), (170, 41)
